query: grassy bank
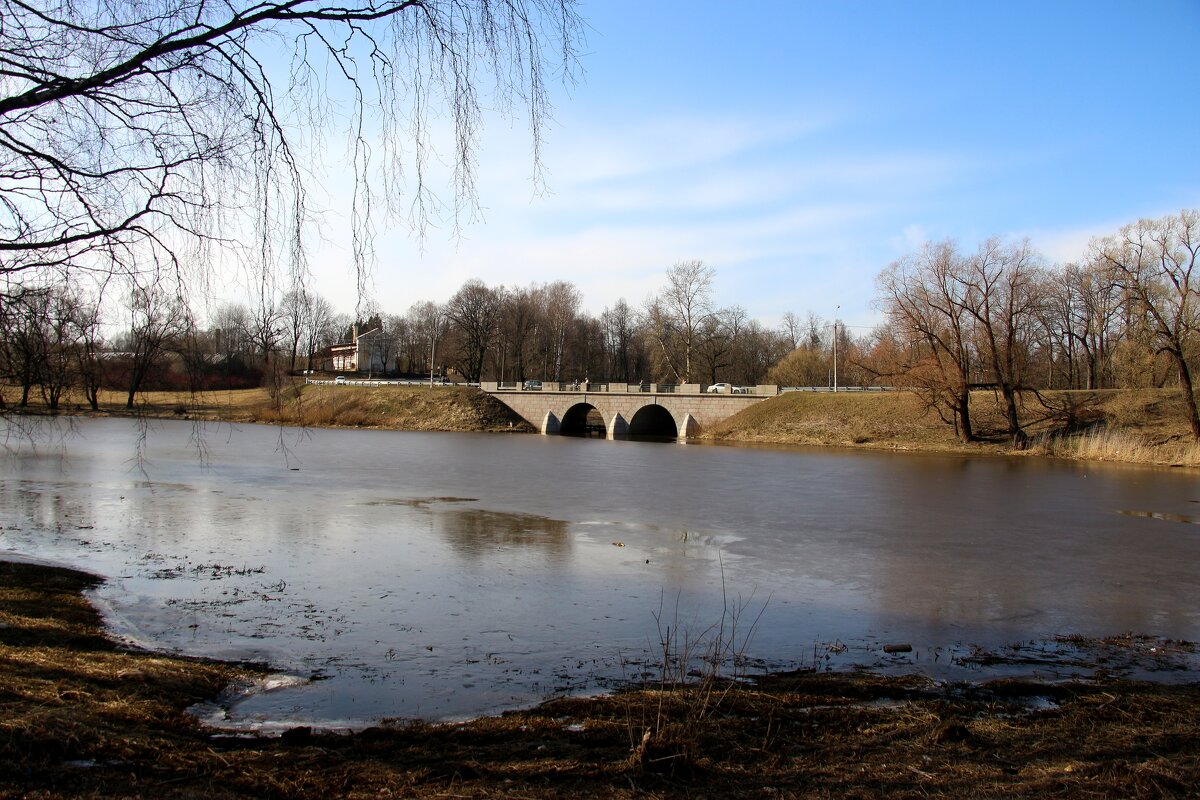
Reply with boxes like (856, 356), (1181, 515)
(4, 382), (533, 433)
(704, 388), (1200, 467)
(6, 383), (1199, 466)
(2, 559), (1198, 798)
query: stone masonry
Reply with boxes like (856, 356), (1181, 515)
(480, 383), (776, 439)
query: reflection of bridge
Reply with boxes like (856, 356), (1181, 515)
(481, 381), (778, 439)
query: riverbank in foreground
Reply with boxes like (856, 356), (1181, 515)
(2, 559), (1197, 799)
(5, 383), (1198, 467)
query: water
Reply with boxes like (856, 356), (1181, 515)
(2, 416), (1198, 727)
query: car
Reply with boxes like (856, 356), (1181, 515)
(335, 376), (346, 384)
(523, 379), (542, 391)
(707, 382), (731, 393)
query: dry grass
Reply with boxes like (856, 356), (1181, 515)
(1027, 427), (1200, 467)
(6, 383), (1198, 467)
(245, 384), (532, 432)
(705, 388), (1200, 467)
(2, 559), (1199, 798)
(4, 382), (532, 434)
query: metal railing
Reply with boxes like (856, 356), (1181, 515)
(779, 385), (896, 392)
(481, 381), (784, 396)
(307, 378), (457, 387)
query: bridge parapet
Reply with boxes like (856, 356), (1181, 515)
(480, 382), (776, 438)
(480, 382), (778, 396)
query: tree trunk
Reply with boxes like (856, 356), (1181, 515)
(956, 389), (974, 443)
(1176, 355), (1200, 441)
(1001, 384), (1027, 448)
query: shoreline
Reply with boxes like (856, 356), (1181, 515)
(2, 557), (1198, 797)
(4, 383), (1198, 468)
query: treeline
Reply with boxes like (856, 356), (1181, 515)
(0, 260), (811, 410)
(872, 209), (1199, 443)
(2, 210), (1196, 443)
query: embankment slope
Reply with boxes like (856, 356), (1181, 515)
(703, 388), (1200, 466)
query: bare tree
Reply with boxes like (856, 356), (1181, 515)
(0, 288), (47, 406)
(696, 306), (750, 386)
(406, 302), (448, 382)
(445, 280), (500, 382)
(122, 281), (190, 408)
(1040, 261), (1123, 390)
(302, 293), (336, 372)
(542, 281), (582, 381)
(736, 319), (789, 385)
(780, 311), (802, 351)
(0, 0), (582, 300)
(645, 260), (715, 383)
(600, 298), (638, 382)
(959, 237), (1046, 447)
(497, 286), (541, 382)
(876, 241), (978, 442)
(1095, 210), (1200, 439)
(37, 286), (90, 410)
(74, 292), (106, 410)
(282, 289), (331, 372)
(244, 296), (283, 364)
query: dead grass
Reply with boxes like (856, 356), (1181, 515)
(6, 384), (1198, 467)
(4, 382), (532, 434)
(705, 388), (1200, 467)
(1027, 427), (1200, 467)
(2, 559), (1198, 798)
(256, 384), (532, 432)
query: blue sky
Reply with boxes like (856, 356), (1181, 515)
(305, 0), (1200, 330)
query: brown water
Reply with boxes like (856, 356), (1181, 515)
(1, 416), (1197, 728)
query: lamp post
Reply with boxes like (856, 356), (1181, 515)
(833, 305), (839, 393)
(429, 310), (445, 388)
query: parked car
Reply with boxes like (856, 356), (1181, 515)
(523, 379), (543, 391)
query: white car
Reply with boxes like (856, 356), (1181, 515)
(707, 382), (732, 393)
(335, 376), (346, 384)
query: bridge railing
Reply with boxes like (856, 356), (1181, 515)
(779, 385), (897, 393)
(478, 381), (784, 395)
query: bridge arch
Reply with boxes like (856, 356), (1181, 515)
(628, 404), (678, 438)
(480, 382), (775, 440)
(560, 402), (608, 437)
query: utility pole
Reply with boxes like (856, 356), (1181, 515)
(429, 311), (445, 388)
(833, 305), (839, 392)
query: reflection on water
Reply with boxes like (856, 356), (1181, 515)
(2, 416), (1199, 727)
(1118, 509), (1197, 525)
(435, 508), (571, 561)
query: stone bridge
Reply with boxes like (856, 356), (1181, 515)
(480, 381), (778, 439)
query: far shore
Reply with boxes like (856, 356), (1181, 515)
(4, 382), (1198, 468)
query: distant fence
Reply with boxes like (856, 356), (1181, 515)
(306, 378), (470, 388)
(779, 386), (897, 393)
(483, 382), (780, 395)
(309, 378), (897, 393)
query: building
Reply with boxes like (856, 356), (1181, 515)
(323, 326), (392, 374)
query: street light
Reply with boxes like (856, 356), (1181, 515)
(429, 310), (445, 388)
(833, 305), (839, 393)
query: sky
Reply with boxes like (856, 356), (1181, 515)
(299, 0), (1200, 331)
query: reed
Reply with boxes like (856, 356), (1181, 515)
(1028, 427), (1200, 467)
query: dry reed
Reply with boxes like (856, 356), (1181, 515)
(1029, 427), (1200, 467)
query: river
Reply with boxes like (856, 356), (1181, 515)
(2, 416), (1197, 728)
